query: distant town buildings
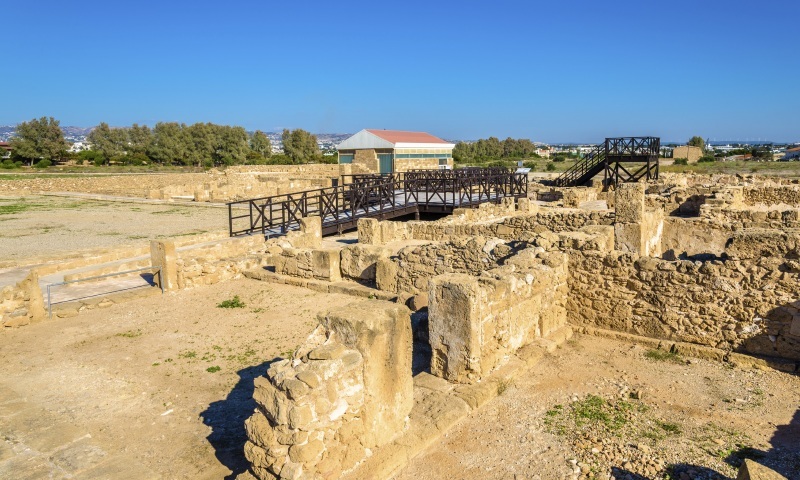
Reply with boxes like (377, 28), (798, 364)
(784, 146), (800, 161)
(68, 141), (92, 153)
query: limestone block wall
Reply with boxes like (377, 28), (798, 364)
(377, 236), (529, 295)
(744, 184), (800, 207)
(174, 217), (322, 289)
(672, 146), (702, 163)
(0, 272), (46, 328)
(428, 250), (568, 383)
(273, 248), (342, 282)
(566, 247), (800, 361)
(359, 209), (614, 247)
(339, 244), (391, 283)
(561, 187), (598, 208)
(0, 165), (343, 202)
(352, 149), (379, 174)
(244, 300), (413, 480)
(614, 183), (663, 256)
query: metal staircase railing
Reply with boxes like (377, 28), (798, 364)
(553, 145), (606, 187)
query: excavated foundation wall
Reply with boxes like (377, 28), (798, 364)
(244, 300), (413, 480)
(428, 249), (569, 383)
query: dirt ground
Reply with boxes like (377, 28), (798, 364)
(395, 335), (800, 480)
(0, 195), (226, 266)
(0, 278), (356, 479)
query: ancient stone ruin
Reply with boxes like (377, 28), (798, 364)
(230, 173), (800, 479)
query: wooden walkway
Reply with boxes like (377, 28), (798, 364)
(228, 169), (528, 237)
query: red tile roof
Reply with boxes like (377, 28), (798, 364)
(787, 146), (800, 152)
(366, 129), (449, 144)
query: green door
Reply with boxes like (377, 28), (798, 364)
(378, 154), (393, 174)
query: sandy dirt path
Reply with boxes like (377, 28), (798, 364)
(0, 278), (355, 479)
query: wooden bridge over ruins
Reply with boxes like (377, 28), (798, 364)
(554, 137), (660, 187)
(227, 167), (528, 237)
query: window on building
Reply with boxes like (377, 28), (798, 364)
(339, 154), (353, 164)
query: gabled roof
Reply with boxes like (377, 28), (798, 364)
(365, 129), (450, 145)
(337, 129), (454, 150)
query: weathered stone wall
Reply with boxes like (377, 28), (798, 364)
(744, 184), (800, 207)
(0, 272), (46, 328)
(377, 236), (530, 295)
(428, 250), (568, 383)
(672, 146), (702, 163)
(561, 187), (598, 208)
(566, 241), (800, 361)
(175, 217), (322, 289)
(360, 209), (614, 247)
(376, 227), (614, 296)
(352, 149), (379, 174)
(244, 300), (412, 480)
(0, 164), (344, 202)
(339, 244), (391, 283)
(273, 248), (342, 283)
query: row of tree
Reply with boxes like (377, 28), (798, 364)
(6, 117), (325, 167)
(453, 137), (542, 163)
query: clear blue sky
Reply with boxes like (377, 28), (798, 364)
(2, 0), (798, 143)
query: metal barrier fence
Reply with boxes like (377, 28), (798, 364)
(46, 266), (163, 318)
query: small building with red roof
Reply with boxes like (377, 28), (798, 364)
(336, 129), (455, 174)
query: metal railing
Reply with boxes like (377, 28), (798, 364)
(227, 168), (528, 237)
(554, 137), (661, 187)
(46, 266), (163, 318)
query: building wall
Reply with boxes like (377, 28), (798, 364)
(352, 149), (379, 173)
(672, 146), (703, 163)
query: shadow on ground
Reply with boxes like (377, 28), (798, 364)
(200, 359), (278, 480)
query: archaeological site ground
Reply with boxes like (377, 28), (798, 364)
(1, 163), (799, 480)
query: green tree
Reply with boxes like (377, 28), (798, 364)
(250, 130), (272, 157)
(214, 125), (249, 165)
(687, 136), (705, 151)
(281, 128), (319, 163)
(187, 122), (217, 167)
(149, 122), (191, 165)
(87, 122), (128, 164)
(9, 117), (68, 166)
(128, 124), (152, 156)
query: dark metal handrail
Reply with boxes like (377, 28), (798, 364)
(227, 168), (527, 237)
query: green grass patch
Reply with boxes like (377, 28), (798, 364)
(644, 349), (684, 364)
(206, 366), (221, 373)
(656, 420), (681, 435)
(217, 295), (246, 309)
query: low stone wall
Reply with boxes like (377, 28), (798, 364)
(0, 272), (46, 328)
(377, 236), (529, 295)
(0, 164), (344, 202)
(339, 244), (391, 283)
(744, 184), (800, 207)
(566, 245), (800, 361)
(273, 248), (342, 282)
(428, 250), (568, 383)
(359, 208), (614, 247)
(244, 300), (413, 480)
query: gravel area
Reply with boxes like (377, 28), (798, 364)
(394, 335), (800, 480)
(0, 195), (226, 266)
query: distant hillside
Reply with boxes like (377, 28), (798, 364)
(0, 125), (94, 143)
(0, 125), (351, 146)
